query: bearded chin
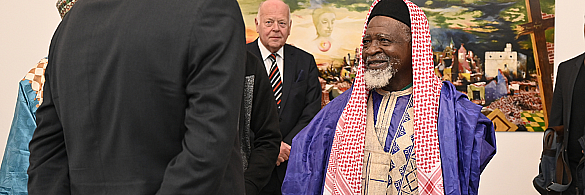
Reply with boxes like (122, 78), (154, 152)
(364, 65), (397, 90)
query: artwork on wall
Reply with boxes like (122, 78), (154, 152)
(427, 0), (555, 132)
(238, 0), (555, 131)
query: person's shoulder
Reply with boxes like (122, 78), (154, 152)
(301, 88), (351, 134)
(245, 51), (263, 76)
(324, 88), (352, 110)
(439, 81), (462, 100)
(246, 51), (261, 64)
(559, 52), (585, 67)
(440, 81), (482, 110)
(285, 44), (314, 58)
(246, 39), (259, 49)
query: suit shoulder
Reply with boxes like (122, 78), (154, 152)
(285, 44), (314, 58)
(559, 52), (585, 67)
(245, 51), (263, 76)
(246, 42), (257, 50)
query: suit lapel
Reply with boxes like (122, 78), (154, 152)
(280, 44), (296, 115)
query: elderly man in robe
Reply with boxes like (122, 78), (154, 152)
(281, 0), (496, 194)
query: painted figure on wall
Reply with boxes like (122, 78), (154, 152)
(312, 7), (336, 52)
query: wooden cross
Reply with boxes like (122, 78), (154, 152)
(517, 0), (555, 127)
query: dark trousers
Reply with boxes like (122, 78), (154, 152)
(259, 170), (282, 195)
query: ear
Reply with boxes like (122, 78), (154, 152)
(255, 17), (260, 33)
(287, 20), (293, 35)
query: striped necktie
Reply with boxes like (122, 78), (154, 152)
(268, 53), (282, 110)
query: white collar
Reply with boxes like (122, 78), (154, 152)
(258, 40), (284, 60)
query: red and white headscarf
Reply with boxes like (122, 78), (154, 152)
(323, 0), (444, 194)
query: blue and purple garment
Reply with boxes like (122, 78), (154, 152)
(282, 81), (496, 195)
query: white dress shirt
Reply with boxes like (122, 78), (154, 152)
(258, 41), (285, 82)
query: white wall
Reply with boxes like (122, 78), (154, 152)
(553, 0), (585, 76)
(0, 2), (61, 159)
(479, 132), (542, 194)
(0, 1), (583, 195)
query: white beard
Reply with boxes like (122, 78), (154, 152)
(364, 59), (399, 90)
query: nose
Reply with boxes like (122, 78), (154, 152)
(271, 24), (281, 32)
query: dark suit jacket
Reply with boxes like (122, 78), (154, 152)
(28, 0), (247, 194)
(550, 52), (585, 173)
(246, 39), (322, 182)
(549, 52), (585, 129)
(241, 52), (282, 195)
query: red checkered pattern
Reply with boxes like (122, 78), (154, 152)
(323, 0), (376, 194)
(323, 0), (445, 194)
(23, 58), (48, 108)
(405, 1), (444, 194)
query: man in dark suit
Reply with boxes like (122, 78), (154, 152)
(246, 0), (322, 194)
(548, 22), (585, 195)
(241, 51), (282, 195)
(27, 0), (247, 194)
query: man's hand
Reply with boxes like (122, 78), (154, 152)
(276, 141), (291, 166)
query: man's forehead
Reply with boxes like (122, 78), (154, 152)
(260, 14), (289, 21)
(259, 9), (289, 19)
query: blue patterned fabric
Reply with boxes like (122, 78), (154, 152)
(363, 91), (418, 194)
(282, 81), (497, 195)
(0, 80), (40, 195)
(371, 90), (411, 153)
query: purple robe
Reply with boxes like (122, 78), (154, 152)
(281, 81), (496, 195)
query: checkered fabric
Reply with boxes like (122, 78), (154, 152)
(323, 0), (444, 194)
(22, 58), (48, 108)
(405, 1), (445, 194)
(56, 0), (77, 18)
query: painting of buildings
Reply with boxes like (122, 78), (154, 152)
(237, 0), (555, 132)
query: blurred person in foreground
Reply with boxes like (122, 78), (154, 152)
(27, 0), (247, 194)
(240, 51), (282, 195)
(246, 0), (322, 194)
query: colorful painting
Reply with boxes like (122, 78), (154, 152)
(423, 0), (555, 132)
(238, 0), (555, 131)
